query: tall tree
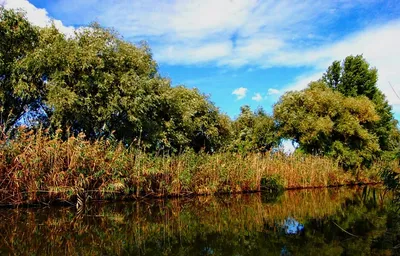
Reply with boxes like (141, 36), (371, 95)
(15, 23), (170, 146)
(322, 55), (399, 154)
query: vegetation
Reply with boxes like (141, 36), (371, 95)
(274, 56), (400, 169)
(0, 7), (230, 153)
(0, 8), (399, 205)
(0, 128), (376, 206)
(0, 7), (41, 131)
(274, 81), (381, 169)
(322, 55), (399, 156)
(229, 105), (279, 153)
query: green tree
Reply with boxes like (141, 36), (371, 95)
(0, 7), (41, 132)
(2, 9), (231, 152)
(322, 55), (399, 154)
(161, 86), (232, 152)
(230, 105), (280, 153)
(16, 24), (169, 146)
(274, 82), (380, 169)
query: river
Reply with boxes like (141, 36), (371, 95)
(0, 187), (398, 255)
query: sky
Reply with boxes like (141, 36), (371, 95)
(2, 0), (400, 121)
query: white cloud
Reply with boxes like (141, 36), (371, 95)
(3, 0), (76, 36)
(232, 87), (248, 100)
(281, 20), (400, 108)
(31, 0), (385, 65)
(7, 0), (395, 71)
(251, 93), (263, 102)
(219, 36), (284, 67)
(49, 0), (257, 39)
(267, 88), (280, 95)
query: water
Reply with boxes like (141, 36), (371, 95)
(0, 187), (399, 255)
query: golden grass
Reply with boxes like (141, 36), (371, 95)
(0, 128), (379, 205)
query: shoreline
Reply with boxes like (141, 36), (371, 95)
(0, 182), (382, 208)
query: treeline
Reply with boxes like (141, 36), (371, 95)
(1, 8), (399, 170)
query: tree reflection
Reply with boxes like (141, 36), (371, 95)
(0, 187), (398, 255)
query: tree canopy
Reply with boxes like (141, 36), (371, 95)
(0, 8), (231, 152)
(230, 105), (280, 153)
(322, 55), (399, 154)
(274, 81), (381, 168)
(274, 55), (400, 168)
(158, 86), (231, 152)
(0, 7), (41, 131)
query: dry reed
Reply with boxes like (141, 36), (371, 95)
(0, 128), (379, 206)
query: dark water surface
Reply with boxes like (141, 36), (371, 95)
(0, 187), (399, 255)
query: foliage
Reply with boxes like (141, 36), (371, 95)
(1, 9), (399, 192)
(260, 174), (284, 192)
(274, 81), (381, 169)
(160, 86), (232, 152)
(15, 23), (170, 145)
(0, 8), (230, 152)
(322, 55), (400, 155)
(230, 105), (280, 153)
(0, 7), (42, 131)
(275, 56), (400, 170)
(0, 127), (371, 206)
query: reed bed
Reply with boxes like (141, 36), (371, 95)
(0, 128), (379, 206)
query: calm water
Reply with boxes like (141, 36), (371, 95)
(0, 187), (399, 255)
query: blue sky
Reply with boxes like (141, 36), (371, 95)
(3, 0), (400, 120)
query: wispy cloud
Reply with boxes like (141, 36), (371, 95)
(281, 20), (400, 107)
(251, 93), (263, 102)
(17, 0), (388, 66)
(232, 87), (248, 100)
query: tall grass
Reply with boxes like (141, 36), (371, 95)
(0, 128), (379, 206)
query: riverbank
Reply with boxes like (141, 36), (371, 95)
(0, 130), (381, 206)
